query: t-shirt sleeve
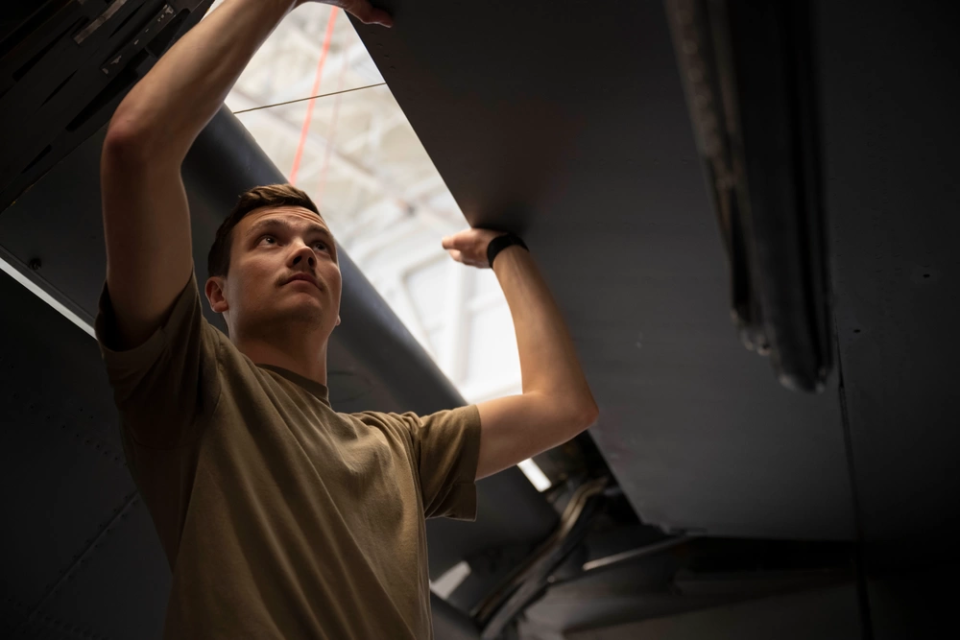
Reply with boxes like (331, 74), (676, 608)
(401, 404), (482, 520)
(94, 270), (221, 449)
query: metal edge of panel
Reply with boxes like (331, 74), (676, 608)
(664, 0), (833, 392)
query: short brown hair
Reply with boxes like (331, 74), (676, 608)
(207, 184), (321, 279)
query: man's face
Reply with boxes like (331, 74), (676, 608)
(213, 205), (342, 340)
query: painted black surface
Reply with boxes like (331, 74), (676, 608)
(815, 0), (960, 629)
(0, 0), (215, 211)
(350, 0), (854, 540)
(0, 265), (169, 638)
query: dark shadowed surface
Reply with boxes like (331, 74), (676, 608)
(349, 0), (855, 540)
(814, 0), (960, 574)
(0, 263), (169, 638)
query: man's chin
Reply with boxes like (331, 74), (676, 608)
(273, 299), (328, 326)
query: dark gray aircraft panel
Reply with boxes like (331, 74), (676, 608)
(816, 0), (960, 569)
(350, 1), (854, 539)
(0, 267), (169, 638)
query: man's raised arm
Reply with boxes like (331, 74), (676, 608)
(442, 230), (600, 480)
(100, 0), (390, 350)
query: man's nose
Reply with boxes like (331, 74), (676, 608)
(291, 245), (316, 268)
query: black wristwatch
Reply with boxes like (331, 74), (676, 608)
(487, 233), (529, 268)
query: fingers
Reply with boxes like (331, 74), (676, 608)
(348, 2), (394, 27)
(442, 228), (478, 251)
(367, 8), (394, 27)
(447, 249), (490, 269)
(443, 229), (495, 267)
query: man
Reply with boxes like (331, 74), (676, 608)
(96, 0), (598, 638)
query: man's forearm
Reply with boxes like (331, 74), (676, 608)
(492, 246), (597, 414)
(108, 0), (295, 161)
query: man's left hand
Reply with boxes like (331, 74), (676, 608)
(441, 228), (506, 269)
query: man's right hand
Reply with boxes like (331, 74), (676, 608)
(101, 0), (391, 351)
(298, 1), (394, 27)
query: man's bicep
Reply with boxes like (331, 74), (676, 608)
(475, 392), (596, 480)
(475, 394), (547, 480)
(101, 131), (195, 351)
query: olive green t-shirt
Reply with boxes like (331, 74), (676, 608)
(94, 271), (482, 639)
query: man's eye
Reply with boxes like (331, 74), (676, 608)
(260, 235), (276, 245)
(313, 241), (328, 251)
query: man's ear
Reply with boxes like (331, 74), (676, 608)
(205, 276), (229, 314)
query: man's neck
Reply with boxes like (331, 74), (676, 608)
(234, 335), (329, 387)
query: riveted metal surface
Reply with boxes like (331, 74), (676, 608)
(0, 264), (159, 637)
(32, 499), (169, 639)
(815, 0), (960, 572)
(0, 0), (215, 211)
